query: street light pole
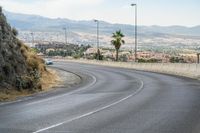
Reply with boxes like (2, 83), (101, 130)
(30, 32), (34, 46)
(131, 3), (137, 62)
(197, 53), (200, 64)
(94, 19), (100, 60)
(63, 27), (67, 45)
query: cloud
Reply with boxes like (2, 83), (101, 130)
(0, 0), (135, 24)
(0, 0), (198, 26)
(0, 0), (104, 18)
(0, 0), (104, 10)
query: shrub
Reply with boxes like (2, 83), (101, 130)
(12, 28), (18, 36)
(30, 69), (40, 82)
(27, 57), (39, 70)
(15, 76), (23, 91)
(20, 46), (28, 58)
(170, 56), (186, 63)
(15, 70), (41, 91)
(73, 54), (81, 59)
(3, 64), (11, 75)
(0, 75), (3, 82)
(23, 44), (29, 50)
(93, 50), (104, 60)
(137, 58), (146, 63)
(17, 40), (23, 47)
(31, 48), (39, 54)
(137, 58), (161, 63)
(16, 76), (33, 91)
(1, 50), (6, 56)
(119, 55), (128, 62)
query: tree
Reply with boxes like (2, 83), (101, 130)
(111, 30), (125, 61)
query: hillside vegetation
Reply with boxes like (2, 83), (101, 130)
(0, 7), (56, 101)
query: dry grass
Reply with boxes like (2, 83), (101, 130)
(0, 89), (32, 102)
(0, 69), (61, 102)
(26, 52), (46, 72)
(0, 42), (62, 102)
(20, 42), (46, 72)
(40, 68), (62, 91)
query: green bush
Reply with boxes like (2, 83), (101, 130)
(138, 58), (161, 63)
(137, 58), (146, 63)
(93, 50), (104, 60)
(3, 64), (11, 75)
(15, 70), (41, 91)
(31, 48), (39, 54)
(30, 70), (40, 82)
(12, 28), (18, 36)
(73, 54), (81, 59)
(170, 56), (186, 63)
(16, 76), (34, 91)
(119, 55), (128, 62)
(0, 75), (3, 82)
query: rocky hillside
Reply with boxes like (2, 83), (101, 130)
(0, 7), (46, 91)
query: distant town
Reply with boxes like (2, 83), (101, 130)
(19, 30), (199, 63)
(4, 10), (200, 63)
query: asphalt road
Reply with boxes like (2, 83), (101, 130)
(0, 61), (200, 133)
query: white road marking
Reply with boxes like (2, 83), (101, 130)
(32, 122), (64, 133)
(26, 73), (97, 106)
(32, 79), (144, 133)
(0, 69), (96, 107)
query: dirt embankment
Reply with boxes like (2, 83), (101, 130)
(0, 69), (59, 101)
(0, 7), (70, 101)
(0, 68), (81, 102)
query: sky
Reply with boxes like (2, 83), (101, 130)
(0, 0), (199, 27)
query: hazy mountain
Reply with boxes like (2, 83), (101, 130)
(3, 10), (200, 37)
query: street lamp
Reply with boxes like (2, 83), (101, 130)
(197, 53), (200, 64)
(63, 27), (67, 45)
(30, 32), (34, 46)
(131, 3), (138, 62)
(94, 19), (100, 60)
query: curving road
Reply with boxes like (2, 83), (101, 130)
(0, 61), (200, 133)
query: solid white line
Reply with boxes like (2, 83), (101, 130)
(27, 73), (97, 106)
(32, 79), (144, 133)
(32, 122), (64, 133)
(0, 99), (23, 106)
(0, 69), (96, 107)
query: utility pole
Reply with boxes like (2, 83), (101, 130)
(56, 33), (59, 42)
(63, 27), (67, 45)
(197, 53), (200, 64)
(30, 32), (34, 46)
(94, 19), (100, 60)
(131, 4), (137, 62)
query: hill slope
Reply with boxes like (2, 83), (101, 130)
(0, 7), (46, 91)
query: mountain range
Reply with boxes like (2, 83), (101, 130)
(3, 10), (200, 37)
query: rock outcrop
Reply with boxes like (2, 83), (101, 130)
(0, 7), (45, 90)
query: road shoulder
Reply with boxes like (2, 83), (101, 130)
(0, 67), (82, 103)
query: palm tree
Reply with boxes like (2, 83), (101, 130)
(111, 30), (125, 61)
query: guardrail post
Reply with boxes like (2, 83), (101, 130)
(197, 53), (200, 64)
